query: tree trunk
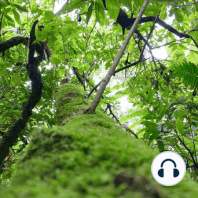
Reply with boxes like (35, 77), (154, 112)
(1, 83), (198, 197)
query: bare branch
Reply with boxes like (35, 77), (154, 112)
(0, 36), (28, 52)
(86, 0), (150, 113)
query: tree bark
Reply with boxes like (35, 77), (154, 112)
(1, 83), (198, 197)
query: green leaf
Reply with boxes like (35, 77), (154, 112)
(160, 4), (167, 20)
(179, 44), (187, 50)
(95, 0), (105, 26)
(176, 118), (184, 134)
(84, 64), (90, 71)
(2, 7), (11, 14)
(174, 109), (187, 119)
(157, 137), (164, 152)
(45, 11), (54, 20)
(56, 0), (82, 15)
(11, 74), (21, 87)
(5, 92), (12, 100)
(58, 69), (65, 77)
(157, 105), (169, 122)
(84, 54), (93, 62)
(128, 38), (135, 53)
(172, 45), (177, 51)
(13, 4), (28, 12)
(106, 0), (120, 21)
(141, 121), (158, 130)
(189, 31), (198, 44)
(122, 0), (132, 12)
(182, 129), (192, 136)
(0, 1), (8, 9)
(135, 0), (144, 7)
(146, 90), (155, 103)
(0, 69), (9, 76)
(149, 131), (159, 141)
(12, 9), (21, 24)
(51, 56), (61, 64)
(175, 8), (183, 23)
(86, 1), (93, 24)
(4, 62), (12, 68)
(4, 14), (14, 24)
(11, 110), (22, 118)
(145, 5), (160, 15)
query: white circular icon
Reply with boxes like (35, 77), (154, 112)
(151, 151), (186, 186)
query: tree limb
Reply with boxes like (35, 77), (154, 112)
(0, 20), (43, 166)
(0, 36), (28, 52)
(139, 15), (159, 61)
(114, 60), (142, 74)
(86, 0), (150, 113)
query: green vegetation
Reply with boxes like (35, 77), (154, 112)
(1, 0), (198, 197)
(1, 84), (198, 197)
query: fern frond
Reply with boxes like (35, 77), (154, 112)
(172, 62), (198, 88)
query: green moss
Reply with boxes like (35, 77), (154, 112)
(55, 84), (90, 125)
(1, 84), (198, 197)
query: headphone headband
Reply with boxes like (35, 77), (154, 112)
(161, 159), (176, 167)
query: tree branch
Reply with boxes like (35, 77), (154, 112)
(86, 0), (150, 113)
(0, 36), (28, 52)
(114, 60), (142, 74)
(139, 16), (159, 61)
(0, 20), (43, 166)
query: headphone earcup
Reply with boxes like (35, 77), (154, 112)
(158, 168), (164, 177)
(174, 168), (179, 177)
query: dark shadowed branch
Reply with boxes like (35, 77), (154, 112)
(0, 20), (44, 166)
(0, 36), (28, 52)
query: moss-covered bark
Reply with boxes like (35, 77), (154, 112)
(1, 83), (198, 197)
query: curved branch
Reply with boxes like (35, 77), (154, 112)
(0, 36), (28, 52)
(87, 81), (102, 98)
(138, 17), (190, 38)
(103, 0), (195, 42)
(0, 20), (43, 166)
(119, 15), (190, 39)
(72, 67), (86, 90)
(114, 60), (141, 74)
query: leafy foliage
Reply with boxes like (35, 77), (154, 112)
(1, 0), (198, 185)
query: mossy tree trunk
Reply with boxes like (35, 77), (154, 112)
(1, 83), (198, 198)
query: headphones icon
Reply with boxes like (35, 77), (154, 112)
(158, 159), (179, 178)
